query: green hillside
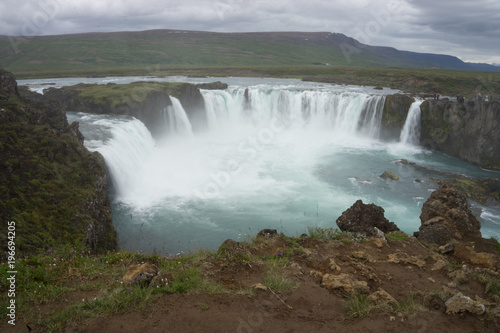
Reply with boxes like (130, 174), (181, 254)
(2, 29), (496, 77)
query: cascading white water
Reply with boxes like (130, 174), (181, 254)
(163, 97), (193, 137)
(201, 87), (386, 137)
(400, 100), (423, 145)
(62, 78), (500, 255)
(91, 117), (156, 197)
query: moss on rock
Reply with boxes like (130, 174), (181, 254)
(0, 69), (117, 254)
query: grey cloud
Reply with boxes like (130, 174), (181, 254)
(1, 0), (499, 63)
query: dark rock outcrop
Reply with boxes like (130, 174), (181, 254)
(0, 68), (18, 95)
(123, 263), (158, 287)
(196, 81), (228, 90)
(336, 200), (400, 236)
(176, 83), (206, 132)
(256, 229), (278, 239)
(380, 94), (415, 140)
(416, 184), (482, 245)
(31, 81), (207, 138)
(420, 99), (500, 170)
(0, 68), (117, 254)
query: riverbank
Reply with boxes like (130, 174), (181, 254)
(1, 224), (499, 332)
(12, 65), (500, 98)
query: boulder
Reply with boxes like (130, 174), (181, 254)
(416, 185), (482, 245)
(218, 239), (246, 254)
(321, 273), (370, 294)
(380, 171), (399, 181)
(256, 229), (278, 239)
(123, 263), (158, 287)
(445, 292), (486, 315)
(336, 200), (400, 237)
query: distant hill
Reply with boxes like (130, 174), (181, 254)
(0, 29), (498, 74)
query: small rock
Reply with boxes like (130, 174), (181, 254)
(252, 283), (268, 291)
(387, 252), (426, 269)
(372, 227), (386, 239)
(310, 270), (324, 279)
(329, 258), (341, 271)
(368, 289), (398, 305)
(445, 292), (486, 315)
(352, 251), (367, 260)
(380, 171), (399, 181)
(372, 237), (386, 248)
(428, 277), (436, 283)
(256, 229), (278, 239)
(431, 259), (447, 271)
(123, 263), (158, 287)
(438, 243), (454, 254)
(300, 246), (312, 256)
(321, 273), (370, 293)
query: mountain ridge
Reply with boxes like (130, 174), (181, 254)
(1, 29), (498, 73)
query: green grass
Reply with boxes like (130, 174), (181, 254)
(386, 232), (410, 241)
(394, 293), (425, 316)
(263, 259), (296, 293)
(345, 291), (378, 318)
(307, 226), (367, 242)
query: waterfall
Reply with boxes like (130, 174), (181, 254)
(94, 118), (156, 197)
(201, 87), (386, 138)
(163, 96), (193, 137)
(400, 100), (423, 145)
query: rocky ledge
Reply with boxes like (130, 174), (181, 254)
(0, 68), (117, 254)
(110, 184), (499, 332)
(420, 98), (500, 170)
(20, 81), (210, 138)
(2, 182), (500, 332)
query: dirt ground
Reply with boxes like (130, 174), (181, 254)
(3, 235), (500, 333)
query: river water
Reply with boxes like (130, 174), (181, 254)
(20, 76), (500, 254)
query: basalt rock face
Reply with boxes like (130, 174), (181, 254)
(196, 81), (228, 90)
(336, 200), (400, 237)
(420, 99), (500, 170)
(416, 184), (482, 245)
(380, 94), (415, 141)
(32, 81), (207, 138)
(176, 83), (206, 132)
(0, 69), (117, 254)
(0, 69), (19, 95)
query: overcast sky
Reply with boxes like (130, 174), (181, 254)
(2, 0), (500, 64)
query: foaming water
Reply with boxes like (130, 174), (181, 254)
(62, 78), (500, 254)
(400, 99), (423, 145)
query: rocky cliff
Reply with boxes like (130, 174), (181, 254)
(380, 94), (415, 141)
(35, 81), (207, 137)
(420, 99), (500, 170)
(0, 68), (117, 254)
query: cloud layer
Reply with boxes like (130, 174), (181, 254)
(2, 0), (500, 63)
